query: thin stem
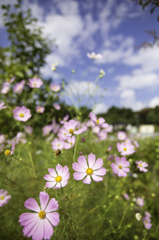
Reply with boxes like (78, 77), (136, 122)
(118, 204), (129, 229)
(12, 156), (36, 170)
(79, 60), (94, 82)
(28, 152), (37, 178)
(73, 134), (79, 163)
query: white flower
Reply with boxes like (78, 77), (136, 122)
(100, 69), (105, 75)
(50, 62), (58, 71)
(132, 173), (138, 178)
(135, 213), (142, 221)
(87, 52), (102, 59)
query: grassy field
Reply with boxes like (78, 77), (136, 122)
(0, 130), (159, 240)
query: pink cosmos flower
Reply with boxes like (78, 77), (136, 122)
(50, 83), (61, 92)
(98, 129), (107, 141)
(18, 191), (60, 240)
(57, 127), (68, 140)
(92, 126), (100, 133)
(123, 193), (130, 200)
(13, 106), (31, 122)
(51, 138), (65, 150)
(7, 140), (15, 155)
(145, 211), (151, 218)
(36, 106), (45, 113)
(1, 82), (10, 94)
(87, 52), (102, 59)
(53, 103), (61, 110)
(0, 144), (4, 152)
(111, 157), (130, 177)
(143, 217), (152, 229)
(133, 140), (139, 148)
(64, 136), (76, 149)
(43, 125), (52, 136)
(135, 160), (148, 172)
(103, 123), (112, 132)
(117, 131), (127, 140)
(0, 189), (11, 207)
(60, 114), (69, 124)
(86, 120), (95, 128)
(108, 155), (114, 161)
(136, 197), (144, 207)
(16, 132), (27, 144)
(8, 76), (15, 83)
(64, 120), (87, 136)
(13, 80), (25, 94)
(0, 134), (6, 144)
(72, 153), (106, 184)
(24, 125), (33, 135)
(107, 146), (112, 152)
(0, 102), (7, 110)
(44, 164), (70, 189)
(89, 112), (105, 127)
(52, 120), (60, 134)
(27, 77), (43, 88)
(117, 142), (135, 156)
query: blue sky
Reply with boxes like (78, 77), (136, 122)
(0, 0), (159, 114)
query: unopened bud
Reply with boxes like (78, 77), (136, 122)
(4, 150), (11, 156)
(55, 149), (61, 156)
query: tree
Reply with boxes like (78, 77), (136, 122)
(132, 0), (159, 48)
(0, 0), (55, 81)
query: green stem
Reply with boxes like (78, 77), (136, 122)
(28, 152), (37, 178)
(118, 204), (129, 229)
(73, 134), (79, 163)
(79, 60), (94, 82)
(12, 156), (36, 170)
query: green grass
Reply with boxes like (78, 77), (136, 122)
(0, 133), (159, 240)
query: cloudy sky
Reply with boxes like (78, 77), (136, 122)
(0, 0), (159, 114)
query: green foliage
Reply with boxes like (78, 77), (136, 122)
(135, 0), (159, 20)
(0, 0), (55, 82)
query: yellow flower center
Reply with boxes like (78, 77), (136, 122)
(0, 196), (4, 200)
(55, 175), (62, 182)
(38, 210), (46, 219)
(34, 83), (36, 86)
(119, 165), (122, 169)
(64, 133), (66, 135)
(7, 78), (10, 82)
(139, 164), (142, 167)
(4, 150), (11, 156)
(38, 108), (41, 112)
(19, 113), (24, 117)
(70, 142), (73, 145)
(86, 168), (93, 175)
(57, 143), (60, 146)
(69, 129), (74, 134)
(123, 147), (127, 151)
(145, 220), (148, 224)
(96, 119), (99, 124)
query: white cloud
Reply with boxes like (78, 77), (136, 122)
(122, 45), (159, 72)
(92, 103), (107, 115)
(115, 71), (159, 91)
(97, 37), (134, 64)
(149, 97), (159, 108)
(120, 89), (145, 111)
